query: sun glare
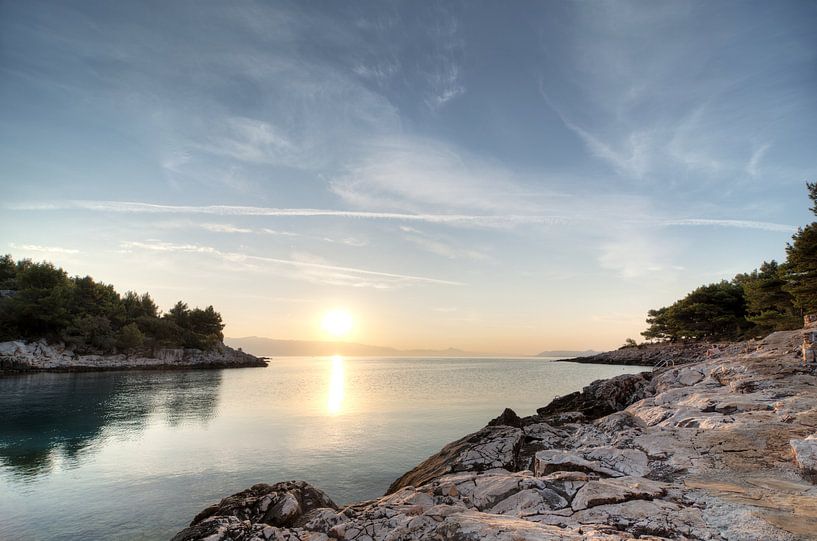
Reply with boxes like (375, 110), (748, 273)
(327, 355), (345, 415)
(322, 309), (354, 338)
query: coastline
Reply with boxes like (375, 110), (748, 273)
(559, 340), (753, 367)
(174, 329), (817, 540)
(0, 340), (268, 374)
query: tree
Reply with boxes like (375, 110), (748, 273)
(117, 322), (144, 352)
(786, 223), (817, 313)
(3, 261), (73, 339)
(0, 255), (224, 353)
(736, 261), (800, 334)
(808, 181), (817, 215)
(70, 276), (125, 326)
(0, 255), (225, 352)
(641, 281), (750, 341)
(0, 254), (15, 289)
(189, 305), (224, 338)
(167, 301), (190, 329)
(642, 307), (672, 341)
(63, 315), (116, 353)
(123, 291), (159, 321)
(784, 182), (817, 313)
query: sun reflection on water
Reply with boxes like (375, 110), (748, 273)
(327, 355), (344, 415)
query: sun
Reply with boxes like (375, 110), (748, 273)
(321, 309), (354, 338)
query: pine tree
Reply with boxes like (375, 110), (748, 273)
(785, 182), (817, 313)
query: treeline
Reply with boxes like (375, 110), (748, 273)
(0, 255), (224, 354)
(642, 182), (817, 342)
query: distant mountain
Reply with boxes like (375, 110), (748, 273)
(535, 349), (600, 358)
(225, 337), (478, 357)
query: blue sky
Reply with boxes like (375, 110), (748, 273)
(1, 1), (816, 353)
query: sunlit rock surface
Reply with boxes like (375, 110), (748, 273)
(0, 339), (267, 372)
(176, 329), (817, 540)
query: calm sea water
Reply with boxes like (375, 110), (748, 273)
(0, 357), (644, 540)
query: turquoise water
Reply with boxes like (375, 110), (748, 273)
(0, 357), (644, 540)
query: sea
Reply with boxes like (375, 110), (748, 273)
(0, 356), (644, 540)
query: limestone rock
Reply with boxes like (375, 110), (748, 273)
(790, 435), (817, 482)
(386, 425), (523, 494)
(571, 477), (667, 511)
(536, 372), (653, 420)
(179, 481), (337, 535)
(0, 339), (267, 372)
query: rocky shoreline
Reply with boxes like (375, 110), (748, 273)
(174, 329), (817, 540)
(561, 340), (756, 367)
(0, 340), (267, 373)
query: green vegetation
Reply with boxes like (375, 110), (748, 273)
(0, 256), (224, 354)
(642, 182), (817, 342)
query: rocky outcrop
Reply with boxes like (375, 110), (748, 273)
(564, 340), (755, 366)
(173, 481), (338, 541)
(176, 329), (817, 540)
(534, 372), (653, 421)
(386, 425), (524, 494)
(0, 340), (267, 373)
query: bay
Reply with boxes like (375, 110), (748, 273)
(0, 357), (644, 540)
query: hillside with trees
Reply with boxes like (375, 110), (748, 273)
(0, 256), (224, 355)
(640, 182), (817, 342)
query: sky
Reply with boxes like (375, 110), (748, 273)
(1, 1), (816, 354)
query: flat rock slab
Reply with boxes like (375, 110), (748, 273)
(571, 477), (667, 511)
(534, 447), (649, 478)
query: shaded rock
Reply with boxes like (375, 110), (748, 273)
(536, 372), (653, 420)
(488, 407), (524, 428)
(386, 426), (523, 494)
(178, 480), (337, 536)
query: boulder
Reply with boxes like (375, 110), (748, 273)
(790, 435), (817, 482)
(536, 372), (653, 420)
(177, 480), (337, 536)
(488, 407), (524, 428)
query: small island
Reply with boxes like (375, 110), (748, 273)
(0, 256), (266, 372)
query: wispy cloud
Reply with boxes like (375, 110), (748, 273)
(746, 143), (771, 178)
(537, 3), (809, 190)
(9, 243), (80, 254)
(121, 240), (461, 288)
(329, 136), (555, 215)
(597, 235), (670, 279)
(399, 226), (489, 261)
(10, 199), (798, 236)
(662, 218), (795, 233)
(171, 222), (367, 246)
(11, 199), (570, 229)
(200, 223), (253, 234)
(422, 7), (465, 110)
